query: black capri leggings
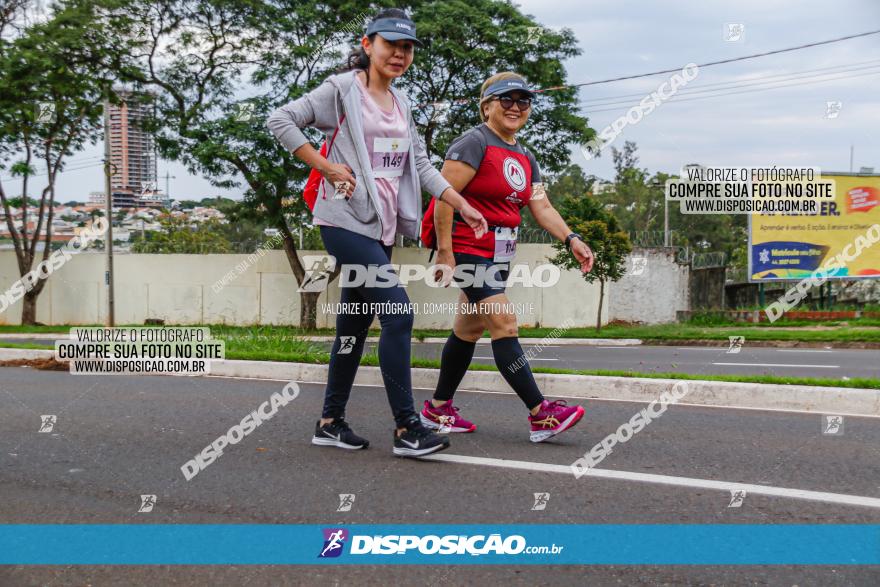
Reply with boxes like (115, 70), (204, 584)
(319, 225), (417, 428)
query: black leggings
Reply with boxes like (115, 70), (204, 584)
(319, 225), (417, 428)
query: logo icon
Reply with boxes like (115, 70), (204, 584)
(531, 492), (550, 510)
(39, 415), (57, 433)
(724, 23), (745, 42)
(430, 101), (450, 124)
(630, 256), (647, 276)
(336, 336), (356, 355)
(436, 414), (454, 434)
(525, 27), (543, 46)
(319, 528), (348, 558)
(138, 494), (157, 513)
(728, 489), (746, 508)
(727, 336), (745, 354)
(502, 157), (527, 192)
(505, 191), (522, 204)
(824, 101), (842, 119)
(234, 102), (255, 122)
(140, 180), (158, 196)
(337, 494), (355, 512)
(36, 102), (56, 124)
(822, 415), (844, 435)
(298, 255), (337, 292)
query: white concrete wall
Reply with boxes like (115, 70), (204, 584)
(0, 244), (615, 328)
(608, 248), (690, 325)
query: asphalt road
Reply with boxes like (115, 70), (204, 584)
(4, 336), (878, 380)
(379, 341), (877, 380)
(1, 366), (879, 585)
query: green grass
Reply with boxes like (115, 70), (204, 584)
(3, 320), (880, 344)
(0, 341), (58, 350)
(3, 334), (876, 390)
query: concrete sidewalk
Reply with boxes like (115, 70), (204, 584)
(2, 348), (877, 417)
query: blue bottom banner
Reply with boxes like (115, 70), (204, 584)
(1, 524), (879, 565)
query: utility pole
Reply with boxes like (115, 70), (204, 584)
(663, 198), (669, 247)
(850, 145), (854, 172)
(103, 99), (115, 326)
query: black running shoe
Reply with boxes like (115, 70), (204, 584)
(392, 420), (450, 457)
(311, 418), (369, 450)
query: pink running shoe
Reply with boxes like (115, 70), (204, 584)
(528, 399), (585, 442)
(419, 399), (476, 433)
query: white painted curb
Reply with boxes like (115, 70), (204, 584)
(6, 348), (876, 417)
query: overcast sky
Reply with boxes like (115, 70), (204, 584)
(42, 0), (880, 201)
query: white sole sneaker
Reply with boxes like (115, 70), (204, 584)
(419, 413), (473, 433)
(311, 436), (367, 450)
(392, 442), (450, 457)
(529, 409), (584, 443)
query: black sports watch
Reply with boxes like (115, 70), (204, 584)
(565, 232), (583, 251)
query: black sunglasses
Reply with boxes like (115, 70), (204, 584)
(491, 95), (532, 110)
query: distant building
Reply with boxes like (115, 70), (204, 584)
(106, 91), (165, 208)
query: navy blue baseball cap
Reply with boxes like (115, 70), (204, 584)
(365, 17), (422, 46)
(482, 76), (536, 98)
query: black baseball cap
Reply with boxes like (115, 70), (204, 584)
(365, 17), (422, 46)
(483, 76), (536, 98)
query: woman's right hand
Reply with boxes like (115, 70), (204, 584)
(321, 162), (357, 199)
(434, 249), (456, 287)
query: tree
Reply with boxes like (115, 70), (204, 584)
(550, 193), (631, 331)
(131, 215), (231, 253)
(594, 141), (747, 259)
(407, 0), (593, 173)
(0, 0), (130, 324)
(112, 0), (595, 329)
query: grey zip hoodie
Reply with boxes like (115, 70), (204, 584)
(267, 70), (451, 241)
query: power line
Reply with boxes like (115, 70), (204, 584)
(583, 69), (880, 113)
(417, 29), (880, 109)
(0, 160), (104, 183)
(580, 59), (880, 106)
(536, 29), (880, 93)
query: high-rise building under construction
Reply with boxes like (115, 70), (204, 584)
(105, 92), (159, 207)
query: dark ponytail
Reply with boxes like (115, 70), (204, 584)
(341, 7), (411, 88)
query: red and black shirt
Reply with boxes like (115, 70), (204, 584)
(445, 123), (541, 258)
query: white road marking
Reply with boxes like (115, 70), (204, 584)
(776, 349), (834, 353)
(597, 346), (639, 349)
(422, 453), (880, 510)
(473, 356), (558, 361)
(675, 348), (724, 351)
(713, 362), (839, 369)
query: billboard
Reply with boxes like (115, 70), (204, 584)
(748, 173), (880, 282)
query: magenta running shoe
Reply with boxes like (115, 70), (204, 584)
(419, 399), (476, 433)
(528, 399), (585, 442)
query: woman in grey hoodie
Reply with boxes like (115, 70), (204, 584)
(267, 8), (486, 457)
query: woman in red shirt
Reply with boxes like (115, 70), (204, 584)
(421, 72), (594, 442)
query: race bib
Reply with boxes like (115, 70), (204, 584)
(372, 137), (410, 178)
(493, 226), (518, 262)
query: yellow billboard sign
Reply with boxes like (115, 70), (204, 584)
(748, 173), (880, 281)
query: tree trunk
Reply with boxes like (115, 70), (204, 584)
(21, 289), (38, 325)
(596, 279), (605, 332)
(276, 218), (338, 331)
(299, 291), (319, 331)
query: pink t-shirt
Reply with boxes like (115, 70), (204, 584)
(315, 74), (409, 246)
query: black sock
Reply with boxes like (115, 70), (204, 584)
(491, 336), (544, 410)
(433, 332), (477, 402)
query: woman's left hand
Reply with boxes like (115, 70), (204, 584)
(571, 238), (594, 273)
(459, 203), (488, 239)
